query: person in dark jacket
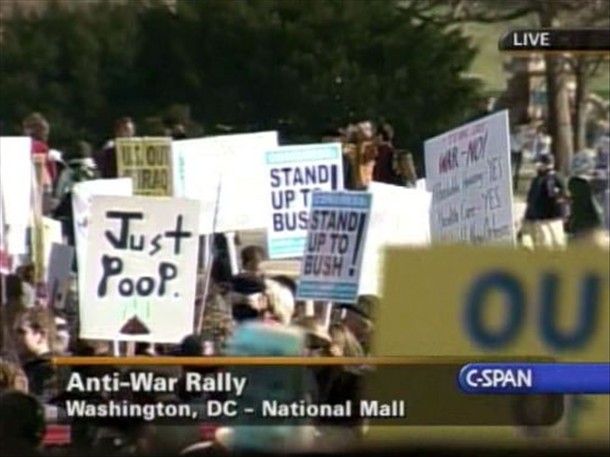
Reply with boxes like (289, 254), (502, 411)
(210, 234), (233, 290)
(373, 123), (399, 185)
(523, 154), (568, 249)
(94, 116), (136, 178)
(567, 150), (604, 240)
(316, 322), (367, 448)
(0, 391), (46, 457)
(13, 308), (59, 403)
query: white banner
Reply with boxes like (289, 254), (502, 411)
(297, 191), (371, 304)
(0, 137), (33, 255)
(265, 143), (343, 259)
(424, 110), (515, 245)
(173, 131), (278, 233)
(359, 183), (432, 296)
(72, 178), (133, 307)
(82, 196), (200, 343)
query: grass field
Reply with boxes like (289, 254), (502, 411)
(463, 21), (610, 99)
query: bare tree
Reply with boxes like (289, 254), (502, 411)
(401, 0), (606, 173)
(567, 55), (606, 151)
(561, 0), (610, 152)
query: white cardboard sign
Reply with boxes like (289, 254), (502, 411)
(265, 143), (343, 259)
(297, 191), (371, 304)
(359, 183), (432, 296)
(82, 196), (200, 343)
(72, 178), (133, 316)
(424, 110), (515, 245)
(0, 137), (33, 256)
(173, 131), (279, 233)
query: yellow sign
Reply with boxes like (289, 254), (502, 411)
(116, 137), (173, 196)
(370, 246), (609, 446)
(31, 156), (46, 284)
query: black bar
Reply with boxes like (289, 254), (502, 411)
(499, 28), (610, 52)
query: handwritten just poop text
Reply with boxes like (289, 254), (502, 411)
(97, 211), (192, 298)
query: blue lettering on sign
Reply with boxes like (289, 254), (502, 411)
(269, 164), (339, 233)
(538, 273), (601, 351)
(464, 271), (525, 349)
(464, 271), (605, 352)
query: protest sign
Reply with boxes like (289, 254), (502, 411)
(72, 178), (133, 308)
(0, 137), (32, 256)
(359, 183), (431, 296)
(424, 110), (515, 245)
(117, 137), (173, 196)
(82, 196), (200, 342)
(265, 143), (343, 259)
(415, 179), (427, 190)
(173, 131), (279, 233)
(46, 243), (74, 309)
(296, 191), (371, 303)
(31, 156), (46, 284)
(43, 217), (63, 270)
(370, 246), (609, 446)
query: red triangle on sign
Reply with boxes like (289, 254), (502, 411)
(119, 315), (150, 335)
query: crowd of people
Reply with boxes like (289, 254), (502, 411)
(1, 109), (609, 455)
(1, 245), (377, 455)
(519, 124), (609, 249)
(1, 112), (389, 455)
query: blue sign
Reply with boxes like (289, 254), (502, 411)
(265, 144), (343, 259)
(296, 190), (372, 304)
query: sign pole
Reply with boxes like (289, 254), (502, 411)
(225, 231), (239, 276)
(322, 301), (333, 330)
(305, 300), (315, 317)
(196, 177), (223, 335)
(31, 156), (47, 303)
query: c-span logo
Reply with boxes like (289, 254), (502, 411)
(458, 363), (610, 395)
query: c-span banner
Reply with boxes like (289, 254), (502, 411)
(72, 178), (133, 311)
(82, 196), (200, 343)
(370, 246), (609, 446)
(172, 131), (279, 233)
(296, 191), (371, 303)
(424, 110), (514, 245)
(117, 137), (173, 197)
(265, 144), (343, 259)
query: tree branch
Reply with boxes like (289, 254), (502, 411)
(586, 56), (604, 77)
(454, 5), (534, 23)
(396, 1), (454, 27)
(554, 0), (589, 11)
(563, 56), (578, 72)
